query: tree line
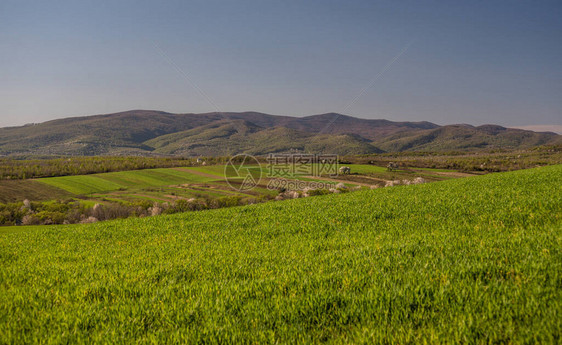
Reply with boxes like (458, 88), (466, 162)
(0, 156), (229, 180)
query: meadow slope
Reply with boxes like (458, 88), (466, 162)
(0, 165), (561, 343)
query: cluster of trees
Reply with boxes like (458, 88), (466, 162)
(3, 146), (558, 180)
(1, 182), (364, 226)
(0, 194), (272, 226)
(0, 156), (230, 180)
(351, 145), (561, 172)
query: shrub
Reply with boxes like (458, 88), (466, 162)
(21, 214), (41, 226)
(35, 211), (66, 225)
(213, 196), (242, 209)
(150, 206), (163, 216)
(92, 203), (132, 221)
(174, 199), (191, 212)
(308, 189), (331, 196)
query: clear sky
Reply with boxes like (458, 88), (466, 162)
(1, 0), (561, 128)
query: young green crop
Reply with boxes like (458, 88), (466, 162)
(37, 167), (219, 195)
(0, 165), (561, 344)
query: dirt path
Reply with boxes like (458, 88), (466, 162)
(430, 171), (478, 178)
(302, 176), (380, 187)
(349, 175), (392, 183)
(101, 193), (171, 201)
(130, 193), (170, 201)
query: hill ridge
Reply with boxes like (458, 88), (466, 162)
(0, 110), (559, 156)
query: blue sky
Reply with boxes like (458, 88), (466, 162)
(1, 0), (561, 128)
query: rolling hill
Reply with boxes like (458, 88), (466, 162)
(1, 165), (561, 343)
(0, 110), (559, 156)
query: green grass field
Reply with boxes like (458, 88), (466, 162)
(19, 163), (375, 208)
(1, 165), (560, 343)
(1, 163), (387, 226)
(341, 164), (389, 174)
(37, 168), (219, 195)
(1, 163), (456, 206)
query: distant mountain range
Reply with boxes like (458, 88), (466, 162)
(0, 110), (559, 156)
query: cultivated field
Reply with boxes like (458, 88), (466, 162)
(1, 165), (560, 343)
(1, 161), (466, 226)
(39, 168), (220, 196)
(1, 163), (463, 203)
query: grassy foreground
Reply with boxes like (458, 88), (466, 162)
(1, 165), (561, 344)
